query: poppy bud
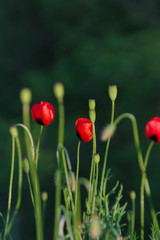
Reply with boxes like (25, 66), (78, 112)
(20, 88), (32, 105)
(53, 82), (65, 102)
(75, 118), (93, 142)
(94, 153), (100, 164)
(89, 99), (96, 110)
(31, 101), (55, 126)
(130, 190), (136, 200)
(108, 85), (117, 101)
(41, 191), (48, 201)
(10, 125), (18, 138)
(22, 157), (30, 174)
(145, 117), (160, 142)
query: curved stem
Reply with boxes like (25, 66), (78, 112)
(113, 113), (160, 236)
(3, 136), (15, 240)
(144, 141), (154, 170)
(4, 136), (23, 238)
(100, 100), (115, 198)
(16, 124), (43, 240)
(114, 113), (144, 172)
(15, 123), (35, 161)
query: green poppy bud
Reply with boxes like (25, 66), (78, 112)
(89, 99), (96, 110)
(108, 85), (117, 101)
(53, 82), (65, 102)
(94, 153), (100, 164)
(10, 126), (18, 138)
(130, 190), (136, 200)
(20, 88), (32, 105)
(22, 157), (30, 174)
(41, 191), (48, 201)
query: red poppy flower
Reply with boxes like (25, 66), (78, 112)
(31, 101), (55, 126)
(145, 117), (160, 142)
(75, 118), (93, 142)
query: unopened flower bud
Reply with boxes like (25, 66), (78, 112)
(22, 157), (30, 174)
(108, 85), (117, 101)
(89, 99), (96, 110)
(10, 126), (18, 138)
(130, 190), (136, 200)
(89, 217), (101, 239)
(53, 82), (65, 102)
(41, 191), (48, 201)
(89, 110), (96, 123)
(100, 124), (116, 142)
(94, 153), (100, 164)
(20, 88), (32, 105)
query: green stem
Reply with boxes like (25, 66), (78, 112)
(113, 113), (160, 236)
(75, 141), (81, 221)
(15, 123), (35, 161)
(131, 197), (135, 239)
(140, 172), (145, 240)
(114, 113), (144, 172)
(58, 99), (65, 145)
(16, 124), (43, 240)
(53, 168), (61, 240)
(144, 178), (160, 235)
(100, 100), (115, 198)
(92, 163), (99, 215)
(144, 141), (154, 169)
(61, 147), (75, 212)
(35, 125), (43, 167)
(53, 98), (64, 239)
(29, 160), (43, 240)
(89, 123), (96, 185)
(3, 136), (15, 240)
(140, 141), (154, 240)
(5, 136), (23, 238)
(26, 173), (34, 206)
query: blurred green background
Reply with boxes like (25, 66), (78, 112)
(1, 0), (160, 239)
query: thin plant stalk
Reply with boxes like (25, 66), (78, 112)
(100, 100), (115, 198)
(3, 136), (16, 239)
(58, 99), (65, 146)
(131, 197), (136, 239)
(26, 173), (34, 206)
(7, 136), (23, 233)
(92, 162), (99, 215)
(35, 125), (43, 167)
(75, 140), (81, 221)
(140, 173), (145, 240)
(53, 96), (65, 239)
(61, 147), (75, 212)
(140, 141), (154, 240)
(53, 168), (61, 240)
(113, 113), (160, 236)
(16, 124), (43, 240)
(89, 123), (97, 185)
